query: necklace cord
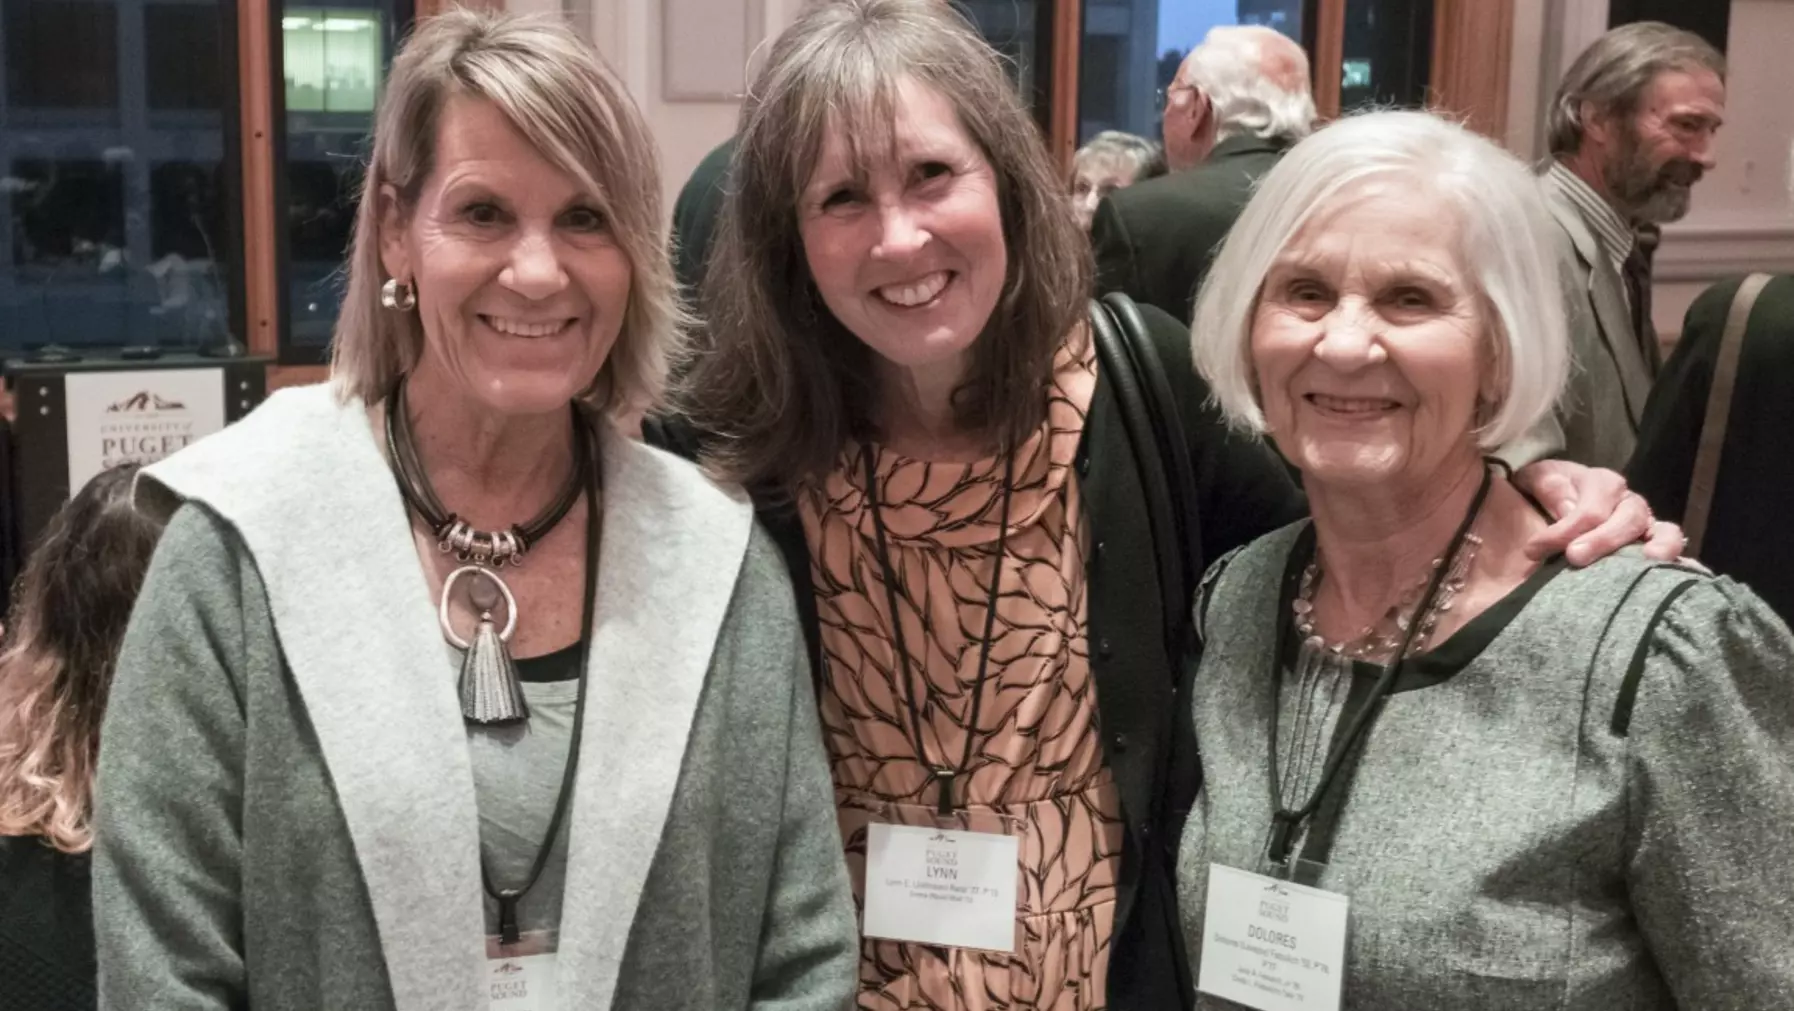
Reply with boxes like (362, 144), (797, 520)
(385, 377), (588, 555)
(861, 442), (1017, 816)
(474, 412), (599, 944)
(1265, 462), (1496, 867)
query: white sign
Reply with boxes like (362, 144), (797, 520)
(1198, 863), (1349, 1011)
(862, 824), (1018, 953)
(63, 369), (226, 491)
(486, 952), (557, 1011)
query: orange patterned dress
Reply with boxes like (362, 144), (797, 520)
(800, 337), (1124, 1010)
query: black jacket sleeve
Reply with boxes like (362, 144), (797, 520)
(1091, 195), (1143, 304)
(1135, 301), (1308, 562)
(1627, 278), (1737, 523)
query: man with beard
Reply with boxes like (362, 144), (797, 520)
(1542, 22), (1725, 468)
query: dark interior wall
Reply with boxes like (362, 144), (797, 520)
(1609, 0), (1730, 55)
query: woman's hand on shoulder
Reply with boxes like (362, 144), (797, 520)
(1513, 459), (1686, 567)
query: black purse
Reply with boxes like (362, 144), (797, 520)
(1087, 292), (1203, 661)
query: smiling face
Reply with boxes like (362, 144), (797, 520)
(379, 95), (633, 417)
(1251, 182), (1494, 496)
(797, 77), (1008, 384)
(1599, 68), (1724, 223)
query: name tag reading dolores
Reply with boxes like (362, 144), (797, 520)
(861, 823), (1019, 953)
(1198, 864), (1349, 1011)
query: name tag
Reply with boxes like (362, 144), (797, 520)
(486, 933), (557, 1011)
(861, 823), (1018, 953)
(1197, 863), (1348, 1011)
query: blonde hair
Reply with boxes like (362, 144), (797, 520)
(331, 9), (683, 418)
(1192, 110), (1571, 452)
(0, 466), (163, 853)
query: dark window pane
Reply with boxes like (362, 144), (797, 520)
(1340, 0), (1434, 111)
(146, 3), (224, 111)
(0, 0), (238, 352)
(277, 3), (406, 357)
(1078, 0), (1303, 144)
(953, 1), (1044, 119)
(4, 0), (120, 111)
(8, 158), (124, 266)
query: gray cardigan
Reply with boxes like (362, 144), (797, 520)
(93, 385), (858, 1011)
(1179, 522), (1794, 1010)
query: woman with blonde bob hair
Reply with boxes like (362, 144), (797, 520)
(1179, 110), (1794, 1009)
(0, 465), (160, 1009)
(93, 11), (855, 1011)
(663, 4), (1672, 1009)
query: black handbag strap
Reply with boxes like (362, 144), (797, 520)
(1088, 293), (1203, 661)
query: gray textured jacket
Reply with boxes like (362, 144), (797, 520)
(93, 385), (858, 1011)
(1180, 522), (1794, 1010)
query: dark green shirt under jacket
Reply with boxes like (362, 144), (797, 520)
(648, 301), (1307, 1010)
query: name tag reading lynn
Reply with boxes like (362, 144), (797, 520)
(861, 823), (1019, 953)
(1198, 863), (1349, 1011)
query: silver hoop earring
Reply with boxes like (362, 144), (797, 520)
(381, 278), (417, 311)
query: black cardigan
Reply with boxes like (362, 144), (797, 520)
(647, 302), (1305, 1009)
(0, 835), (97, 1010)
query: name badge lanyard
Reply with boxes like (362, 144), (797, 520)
(861, 442), (1016, 816)
(1263, 465), (1492, 870)
(480, 438), (601, 945)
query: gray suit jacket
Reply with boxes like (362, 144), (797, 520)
(1541, 181), (1656, 469)
(94, 386), (858, 1011)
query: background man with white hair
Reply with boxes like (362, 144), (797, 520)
(1542, 21), (1726, 469)
(1091, 24), (1315, 324)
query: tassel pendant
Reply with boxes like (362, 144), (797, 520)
(460, 612), (529, 725)
(440, 565), (527, 725)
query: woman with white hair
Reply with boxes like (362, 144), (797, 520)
(92, 12), (856, 1010)
(1069, 130), (1165, 231)
(1177, 110), (1794, 1009)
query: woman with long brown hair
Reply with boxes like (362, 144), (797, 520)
(0, 464), (163, 1010)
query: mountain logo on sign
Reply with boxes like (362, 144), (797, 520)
(493, 961), (524, 976)
(107, 391), (186, 412)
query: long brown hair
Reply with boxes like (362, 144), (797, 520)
(674, 0), (1091, 498)
(0, 465), (164, 852)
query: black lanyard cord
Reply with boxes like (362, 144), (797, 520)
(479, 417), (601, 945)
(1265, 463), (1494, 869)
(861, 442), (1017, 816)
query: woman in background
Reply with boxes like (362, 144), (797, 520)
(0, 465), (161, 1011)
(1070, 131), (1166, 231)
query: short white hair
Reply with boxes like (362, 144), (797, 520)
(1183, 26), (1315, 144)
(1190, 110), (1571, 452)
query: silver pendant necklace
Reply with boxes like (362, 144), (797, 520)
(385, 378), (592, 725)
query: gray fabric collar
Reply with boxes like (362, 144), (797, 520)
(142, 385), (754, 1011)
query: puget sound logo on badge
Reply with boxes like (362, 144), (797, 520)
(1259, 884), (1292, 924)
(492, 962), (525, 977)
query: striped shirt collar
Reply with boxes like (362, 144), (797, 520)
(1545, 159), (1637, 272)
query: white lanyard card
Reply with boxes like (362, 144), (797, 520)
(1198, 863), (1349, 1011)
(486, 930), (558, 1011)
(862, 822), (1019, 953)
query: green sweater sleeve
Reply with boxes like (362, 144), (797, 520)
(94, 504), (275, 1011)
(1626, 576), (1794, 1007)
